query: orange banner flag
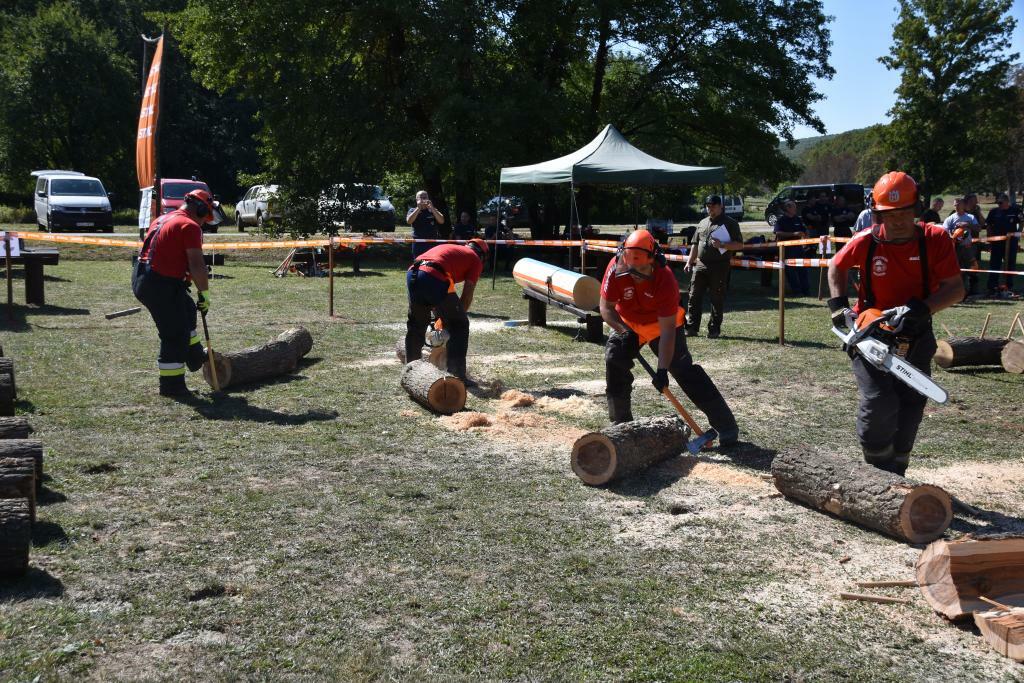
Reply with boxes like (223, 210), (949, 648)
(135, 35), (163, 190)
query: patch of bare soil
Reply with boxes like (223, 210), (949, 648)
(346, 355), (400, 369)
(516, 366), (579, 376)
(471, 352), (563, 366)
(918, 460), (1024, 517)
(558, 379), (607, 396)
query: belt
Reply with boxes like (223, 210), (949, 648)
(411, 260), (448, 278)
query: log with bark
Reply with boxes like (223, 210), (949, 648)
(1002, 340), (1024, 374)
(0, 497), (31, 577)
(0, 440), (43, 492)
(0, 416), (31, 439)
(395, 338), (446, 369)
(0, 373), (12, 417)
(772, 449), (952, 544)
(0, 456), (36, 522)
(571, 416), (691, 486)
(203, 327), (314, 389)
(933, 337), (1010, 369)
(400, 360), (465, 415)
(0, 357), (15, 399)
(916, 535), (1024, 621)
(974, 607), (1024, 661)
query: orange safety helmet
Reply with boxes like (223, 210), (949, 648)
(621, 229), (658, 268)
(183, 189), (217, 224)
(468, 237), (489, 257)
(871, 171), (918, 212)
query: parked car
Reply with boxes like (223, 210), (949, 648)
(477, 196), (534, 230)
(236, 184), (280, 232)
(319, 184), (396, 232)
(701, 195), (744, 220)
(159, 178), (225, 232)
(764, 183), (865, 227)
(32, 170), (114, 232)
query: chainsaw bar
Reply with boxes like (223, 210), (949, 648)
(832, 327), (948, 404)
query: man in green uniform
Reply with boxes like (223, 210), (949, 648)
(684, 195), (743, 338)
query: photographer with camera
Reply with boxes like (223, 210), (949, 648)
(407, 190), (446, 258)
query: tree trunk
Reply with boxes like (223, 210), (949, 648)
(0, 497), (31, 577)
(0, 457), (36, 523)
(933, 337), (1010, 368)
(0, 374), (12, 417)
(1002, 340), (1024, 374)
(974, 607), (1024, 661)
(0, 417), (31, 439)
(0, 440), (43, 491)
(0, 358), (15, 400)
(771, 449), (952, 544)
(571, 416), (691, 486)
(917, 535), (1024, 621)
(400, 360), (465, 414)
(203, 327), (313, 389)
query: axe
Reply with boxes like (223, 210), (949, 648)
(201, 310), (221, 392)
(635, 352), (717, 453)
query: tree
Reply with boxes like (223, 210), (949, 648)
(880, 0), (1018, 201)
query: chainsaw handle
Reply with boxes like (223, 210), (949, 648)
(635, 352), (705, 437)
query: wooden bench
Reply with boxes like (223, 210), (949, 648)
(4, 248), (60, 306)
(523, 288), (604, 343)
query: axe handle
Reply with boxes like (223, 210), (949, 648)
(201, 311), (220, 392)
(104, 306), (142, 319)
(635, 353), (704, 436)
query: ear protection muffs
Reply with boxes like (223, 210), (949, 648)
(616, 237), (666, 267)
(185, 195), (211, 219)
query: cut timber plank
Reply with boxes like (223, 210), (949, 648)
(0, 497), (31, 577)
(571, 416), (691, 486)
(772, 448), (952, 544)
(933, 337), (1010, 368)
(203, 327), (313, 389)
(400, 360), (465, 415)
(974, 608), (1024, 661)
(917, 535), (1024, 621)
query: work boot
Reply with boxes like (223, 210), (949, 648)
(707, 328), (721, 339)
(683, 326), (699, 337)
(607, 395), (633, 424)
(717, 426), (739, 447)
(862, 444), (906, 476)
(159, 374), (192, 399)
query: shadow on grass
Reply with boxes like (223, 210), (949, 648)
(468, 311), (510, 321)
(189, 394), (338, 425)
(939, 367), (1021, 384)
(0, 567), (64, 602)
(711, 333), (831, 349)
(610, 440), (777, 497)
(37, 486), (67, 506)
(32, 520), (68, 547)
(213, 357), (325, 395)
(15, 399), (37, 413)
(2, 303), (91, 331)
(337, 270), (385, 278)
(950, 505), (1024, 535)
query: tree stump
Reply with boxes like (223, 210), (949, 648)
(772, 449), (952, 544)
(571, 416), (691, 486)
(0, 417), (31, 439)
(0, 358), (15, 399)
(203, 327), (314, 389)
(916, 535), (1024, 621)
(400, 360), (465, 414)
(1002, 340), (1024, 374)
(0, 497), (31, 577)
(0, 457), (36, 523)
(0, 373), (12, 417)
(0, 440), (43, 492)
(933, 337), (1010, 368)
(395, 338), (446, 370)
(974, 608), (1024, 661)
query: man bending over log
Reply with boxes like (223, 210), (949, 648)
(827, 172), (964, 475)
(600, 229), (738, 444)
(405, 238), (489, 382)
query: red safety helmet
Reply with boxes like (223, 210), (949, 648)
(871, 172), (918, 212)
(183, 189), (217, 224)
(621, 229), (657, 268)
(468, 237), (489, 257)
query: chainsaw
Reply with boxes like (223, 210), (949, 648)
(831, 309), (948, 404)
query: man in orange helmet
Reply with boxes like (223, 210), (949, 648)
(600, 229), (738, 443)
(827, 172), (964, 475)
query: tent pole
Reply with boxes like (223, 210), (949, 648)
(569, 182), (577, 272)
(491, 184), (502, 289)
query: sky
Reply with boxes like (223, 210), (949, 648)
(790, 0), (1024, 139)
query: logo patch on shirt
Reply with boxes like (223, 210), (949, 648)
(872, 256), (888, 276)
(623, 287), (635, 300)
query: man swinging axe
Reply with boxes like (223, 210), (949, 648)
(599, 229), (739, 446)
(827, 171), (964, 475)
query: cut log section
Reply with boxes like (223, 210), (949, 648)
(1002, 340), (1024, 374)
(0, 358), (15, 399)
(203, 327), (313, 389)
(0, 456), (36, 522)
(916, 535), (1024, 621)
(0, 373), (12, 417)
(571, 416), (691, 486)
(394, 338), (446, 370)
(0, 497), (31, 577)
(974, 607), (1024, 661)
(0, 440), (43, 491)
(0, 416), (31, 439)
(400, 360), (465, 415)
(933, 337), (1010, 369)
(772, 449), (952, 544)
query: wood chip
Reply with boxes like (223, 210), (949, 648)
(840, 592), (911, 605)
(838, 555), (852, 564)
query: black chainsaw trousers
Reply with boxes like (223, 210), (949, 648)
(132, 265), (205, 375)
(405, 269), (469, 377)
(851, 330), (937, 458)
(605, 325), (736, 432)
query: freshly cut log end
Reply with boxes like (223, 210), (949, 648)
(1002, 340), (1024, 374)
(394, 338), (446, 370)
(974, 608), (1024, 661)
(571, 416), (691, 486)
(934, 337), (1010, 369)
(0, 440), (43, 492)
(772, 448), (952, 544)
(916, 535), (1024, 621)
(203, 327), (314, 389)
(400, 360), (466, 415)
(0, 497), (31, 578)
(0, 416), (31, 439)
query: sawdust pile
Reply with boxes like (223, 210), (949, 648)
(535, 395), (596, 418)
(499, 390), (536, 407)
(439, 412), (493, 430)
(686, 461), (764, 487)
(437, 409), (586, 447)
(495, 411), (546, 428)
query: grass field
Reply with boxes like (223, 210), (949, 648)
(2, 247), (1023, 681)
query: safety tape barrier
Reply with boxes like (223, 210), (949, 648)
(731, 258), (782, 270)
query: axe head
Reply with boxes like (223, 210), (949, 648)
(686, 428), (718, 454)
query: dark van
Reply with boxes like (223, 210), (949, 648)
(765, 183), (865, 227)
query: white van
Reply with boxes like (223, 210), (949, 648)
(32, 170), (114, 232)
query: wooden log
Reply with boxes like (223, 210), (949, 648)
(771, 449), (952, 544)
(394, 338), (446, 370)
(571, 416), (691, 486)
(916, 535), (1024, 621)
(974, 608), (1024, 661)
(202, 327), (313, 389)
(0, 497), (31, 577)
(933, 336), (1010, 368)
(0, 456), (36, 523)
(0, 440), (43, 492)
(0, 416), (31, 439)
(0, 373), (12, 417)
(0, 357), (15, 399)
(1002, 340), (1024, 374)
(400, 360), (465, 415)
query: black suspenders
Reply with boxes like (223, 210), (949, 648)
(862, 228), (930, 309)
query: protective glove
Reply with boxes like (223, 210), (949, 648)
(884, 298), (931, 336)
(196, 290), (211, 314)
(652, 368), (670, 393)
(827, 296), (853, 330)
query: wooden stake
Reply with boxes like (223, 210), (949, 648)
(778, 244), (785, 346)
(1018, 315), (1024, 339)
(840, 592), (911, 605)
(855, 580), (917, 588)
(980, 595), (1014, 611)
(981, 312), (992, 339)
(941, 323), (953, 338)
(4, 233), (12, 323)
(1010, 312), (1022, 339)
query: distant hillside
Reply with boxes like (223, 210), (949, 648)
(779, 134), (835, 162)
(779, 125), (890, 185)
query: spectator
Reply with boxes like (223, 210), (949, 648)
(830, 195), (857, 239)
(853, 193), (875, 233)
(920, 197), (944, 224)
(985, 193), (1021, 295)
(406, 190), (445, 259)
(683, 195), (743, 338)
(451, 211), (479, 240)
(965, 192), (986, 290)
(942, 197), (980, 296)
(484, 216), (515, 271)
(774, 200), (810, 296)
(802, 192), (831, 238)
